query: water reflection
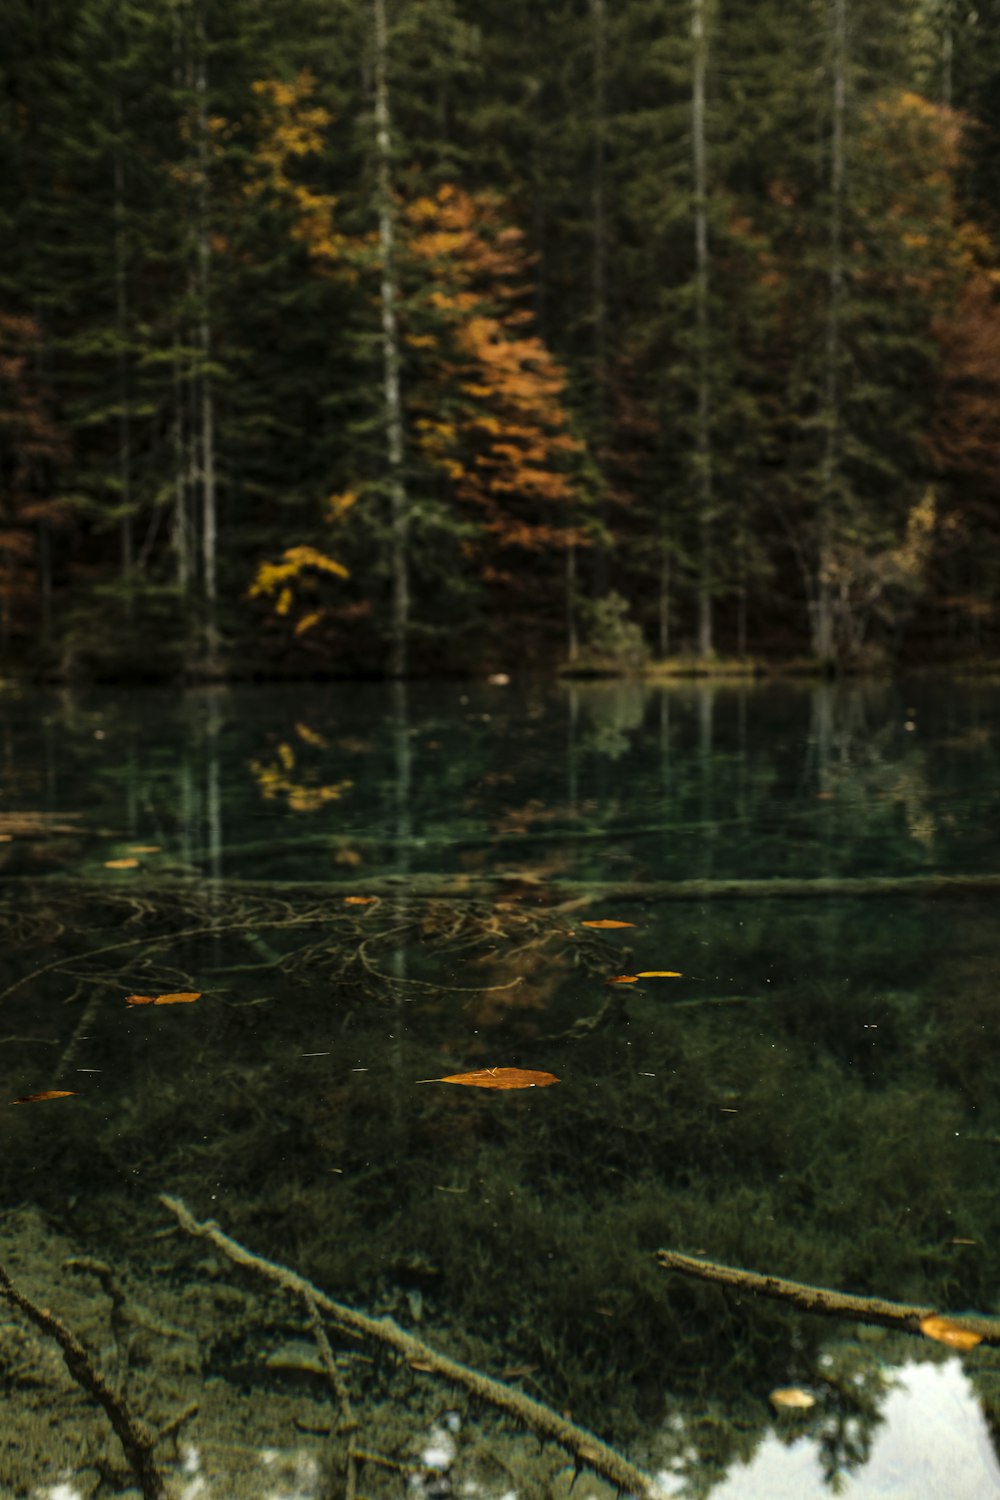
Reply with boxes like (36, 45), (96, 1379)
(705, 1359), (1000, 1499)
(2, 677), (1000, 1496)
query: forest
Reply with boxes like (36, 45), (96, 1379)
(3, 0), (1000, 679)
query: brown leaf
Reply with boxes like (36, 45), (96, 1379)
(635, 971), (683, 978)
(12, 1090), (75, 1104)
(126, 844), (161, 854)
(126, 991), (201, 1007)
(420, 1067), (560, 1090)
(919, 1314), (983, 1351)
(344, 895), (378, 905)
(769, 1387), (816, 1410)
(581, 919), (635, 929)
(104, 858), (140, 870)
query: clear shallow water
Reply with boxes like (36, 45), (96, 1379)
(2, 676), (1000, 1498)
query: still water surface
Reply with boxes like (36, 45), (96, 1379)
(2, 677), (1000, 1498)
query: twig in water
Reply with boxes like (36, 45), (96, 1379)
(0, 1259), (166, 1499)
(161, 1193), (657, 1498)
(656, 1249), (1000, 1342)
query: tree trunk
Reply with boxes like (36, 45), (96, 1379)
(373, 0), (409, 678)
(195, 1), (218, 673)
(692, 0), (713, 658)
(590, 0), (609, 598)
(813, 0), (846, 665)
(566, 539), (579, 663)
(658, 533), (671, 656)
(112, 90), (133, 615)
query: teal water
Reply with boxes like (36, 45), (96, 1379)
(2, 677), (1000, 1498)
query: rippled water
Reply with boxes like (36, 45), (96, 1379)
(2, 675), (1000, 1499)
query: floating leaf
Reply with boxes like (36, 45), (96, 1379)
(581, 919), (635, 930)
(607, 975), (639, 984)
(344, 895), (378, 905)
(126, 991), (201, 1007)
(105, 857), (139, 870)
(126, 844), (161, 854)
(919, 1314), (983, 1351)
(769, 1387), (816, 1410)
(13, 1090), (75, 1104)
(635, 971), (683, 978)
(419, 1068), (560, 1090)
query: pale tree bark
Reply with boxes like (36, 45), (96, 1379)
(813, 0), (846, 664)
(373, 0), (409, 678)
(692, 0), (713, 658)
(658, 533), (671, 656)
(194, 0), (219, 673)
(112, 89), (133, 614)
(590, 0), (609, 603)
(171, 334), (191, 594)
(169, 9), (192, 597)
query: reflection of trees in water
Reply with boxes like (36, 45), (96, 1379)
(3, 683), (1000, 1489)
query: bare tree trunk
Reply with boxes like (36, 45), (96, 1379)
(195, 1), (218, 673)
(590, 0), (609, 599)
(813, 0), (846, 664)
(171, 334), (191, 593)
(373, 0), (409, 678)
(658, 533), (671, 656)
(692, 0), (713, 658)
(112, 90), (133, 616)
(566, 540), (579, 662)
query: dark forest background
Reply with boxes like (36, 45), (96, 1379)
(4, 0), (1000, 679)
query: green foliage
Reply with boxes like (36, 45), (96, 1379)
(2, 0), (1000, 674)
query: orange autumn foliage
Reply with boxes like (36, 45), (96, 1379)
(404, 186), (584, 553)
(420, 1067), (560, 1090)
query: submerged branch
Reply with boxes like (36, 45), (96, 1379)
(0, 1260), (166, 1498)
(17, 870), (1000, 905)
(656, 1249), (1000, 1341)
(161, 1194), (657, 1499)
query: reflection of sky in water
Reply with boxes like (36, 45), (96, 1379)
(697, 1361), (1000, 1499)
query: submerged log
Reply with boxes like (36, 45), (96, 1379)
(656, 1249), (1000, 1342)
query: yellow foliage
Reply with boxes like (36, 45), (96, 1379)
(250, 757), (353, 814)
(325, 489), (358, 522)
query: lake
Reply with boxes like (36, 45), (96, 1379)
(2, 675), (1000, 1499)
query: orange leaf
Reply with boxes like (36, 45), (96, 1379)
(105, 858), (139, 869)
(635, 971), (683, 978)
(420, 1067), (559, 1090)
(769, 1387), (816, 1410)
(344, 895), (378, 905)
(12, 1090), (75, 1104)
(607, 976), (639, 984)
(919, 1314), (983, 1350)
(126, 991), (201, 1007)
(581, 919), (635, 930)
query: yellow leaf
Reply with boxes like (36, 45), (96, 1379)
(12, 1090), (75, 1104)
(920, 1314), (983, 1351)
(126, 845), (161, 854)
(607, 976), (639, 985)
(635, 971), (683, 978)
(581, 919), (635, 930)
(769, 1387), (816, 1410)
(127, 991), (201, 1007)
(104, 858), (139, 870)
(419, 1068), (559, 1091)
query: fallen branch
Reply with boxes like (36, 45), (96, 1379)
(656, 1249), (1000, 1342)
(161, 1194), (657, 1498)
(16, 869), (1000, 906)
(0, 1260), (166, 1499)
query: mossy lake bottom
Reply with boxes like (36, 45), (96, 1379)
(2, 677), (1000, 1498)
